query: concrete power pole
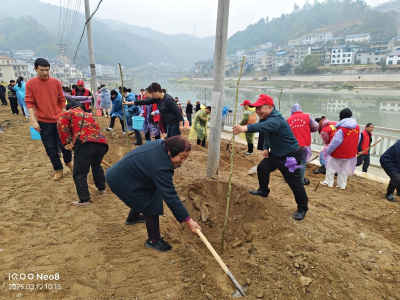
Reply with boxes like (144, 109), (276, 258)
(84, 0), (97, 95)
(206, 0), (230, 177)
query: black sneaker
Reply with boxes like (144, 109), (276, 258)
(249, 189), (269, 197)
(313, 166), (326, 174)
(386, 194), (396, 202)
(132, 142), (143, 146)
(125, 214), (146, 225)
(303, 178), (310, 185)
(396, 191), (400, 196)
(145, 237), (172, 252)
(293, 209), (307, 220)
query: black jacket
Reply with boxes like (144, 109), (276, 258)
(195, 104), (201, 112)
(7, 84), (17, 99)
(185, 103), (193, 114)
(135, 93), (184, 125)
(0, 85), (6, 99)
(105, 140), (190, 222)
(380, 140), (400, 173)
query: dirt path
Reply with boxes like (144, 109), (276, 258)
(0, 106), (399, 300)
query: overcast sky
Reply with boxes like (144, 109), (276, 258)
(40, 0), (388, 38)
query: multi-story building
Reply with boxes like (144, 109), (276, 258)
(345, 33), (370, 43)
(96, 64), (117, 78)
(330, 45), (360, 65)
(0, 56), (29, 83)
(370, 40), (395, 52)
(386, 50), (400, 65)
(355, 49), (388, 65)
(274, 52), (289, 67)
(236, 49), (246, 59)
(324, 48), (332, 65)
(247, 50), (267, 64)
(380, 101), (400, 114)
(260, 55), (274, 70)
(288, 38), (301, 46)
(301, 32), (333, 45)
(11, 50), (35, 59)
(194, 59), (214, 75)
(329, 37), (344, 45)
(311, 47), (326, 65)
(327, 100), (349, 113)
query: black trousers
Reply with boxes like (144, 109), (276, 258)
(356, 153), (370, 173)
(9, 97), (19, 114)
(0, 95), (6, 105)
(197, 138), (206, 147)
(134, 129), (143, 144)
(248, 143), (254, 153)
(145, 131), (160, 141)
(38, 121), (72, 171)
(73, 142), (108, 202)
(110, 116), (125, 132)
(128, 209), (160, 240)
(382, 168), (400, 194)
(187, 113), (192, 126)
(257, 148), (308, 211)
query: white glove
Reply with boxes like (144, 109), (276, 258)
(151, 112), (155, 116)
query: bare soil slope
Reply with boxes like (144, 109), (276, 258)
(0, 107), (399, 300)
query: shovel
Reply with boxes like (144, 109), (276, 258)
(196, 229), (246, 297)
(0, 125), (4, 134)
(226, 136), (233, 151)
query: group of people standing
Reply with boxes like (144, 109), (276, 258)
(1, 76), (30, 118)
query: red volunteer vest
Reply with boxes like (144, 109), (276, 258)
(144, 104), (160, 122)
(287, 111), (311, 147)
(360, 129), (371, 151)
(331, 125), (360, 159)
(72, 88), (91, 110)
(321, 121), (337, 144)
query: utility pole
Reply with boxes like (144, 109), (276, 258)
(206, 0), (230, 177)
(84, 0), (97, 96)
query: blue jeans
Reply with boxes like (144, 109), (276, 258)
(166, 122), (181, 138)
(38, 121), (72, 171)
(18, 97), (29, 117)
(319, 151), (326, 167)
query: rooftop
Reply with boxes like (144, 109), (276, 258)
(345, 33), (371, 38)
(388, 50), (400, 56)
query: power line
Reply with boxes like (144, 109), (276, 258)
(73, 0), (103, 64)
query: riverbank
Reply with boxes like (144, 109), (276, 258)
(193, 74), (400, 91)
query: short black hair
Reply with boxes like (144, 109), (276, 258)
(366, 123), (373, 128)
(206, 106), (211, 111)
(110, 90), (118, 97)
(34, 58), (50, 69)
(66, 100), (83, 110)
(10, 80), (15, 83)
(63, 87), (72, 93)
(72, 84), (77, 89)
(164, 136), (191, 158)
(175, 97), (178, 99)
(140, 89), (144, 91)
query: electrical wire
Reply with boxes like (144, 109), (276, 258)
(73, 0), (104, 64)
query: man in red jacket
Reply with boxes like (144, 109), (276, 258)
(72, 80), (92, 112)
(26, 58), (72, 181)
(356, 123), (374, 173)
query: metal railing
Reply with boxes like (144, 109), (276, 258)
(221, 112), (399, 158)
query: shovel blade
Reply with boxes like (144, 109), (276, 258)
(232, 285), (247, 298)
(0, 125), (4, 133)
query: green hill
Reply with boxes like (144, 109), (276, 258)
(0, 0), (214, 68)
(227, 0), (398, 54)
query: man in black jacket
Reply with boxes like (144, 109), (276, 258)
(0, 84), (7, 106)
(8, 80), (19, 114)
(125, 83), (184, 138)
(185, 100), (193, 126)
(380, 140), (400, 202)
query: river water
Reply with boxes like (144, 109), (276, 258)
(128, 79), (400, 131)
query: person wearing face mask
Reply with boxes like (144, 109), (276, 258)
(105, 136), (202, 252)
(232, 94), (309, 221)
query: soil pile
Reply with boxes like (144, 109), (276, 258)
(0, 107), (399, 300)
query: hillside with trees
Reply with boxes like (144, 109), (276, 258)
(227, 0), (398, 54)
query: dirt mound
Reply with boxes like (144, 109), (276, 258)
(0, 107), (399, 299)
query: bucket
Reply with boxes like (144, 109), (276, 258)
(132, 116), (145, 130)
(95, 109), (102, 117)
(29, 127), (41, 140)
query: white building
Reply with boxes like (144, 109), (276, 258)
(11, 50), (35, 59)
(327, 100), (349, 113)
(330, 45), (360, 65)
(96, 64), (117, 77)
(259, 43), (272, 49)
(345, 33), (370, 43)
(236, 49), (246, 58)
(301, 32), (333, 45)
(386, 50), (400, 65)
(288, 38), (301, 46)
(248, 50), (267, 64)
(380, 101), (400, 114)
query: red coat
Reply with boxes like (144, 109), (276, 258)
(287, 111), (311, 147)
(57, 108), (108, 147)
(72, 88), (91, 111)
(331, 126), (360, 159)
(360, 129), (372, 151)
(320, 121), (337, 145)
(143, 104), (160, 123)
(139, 94), (146, 100)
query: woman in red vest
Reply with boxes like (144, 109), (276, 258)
(356, 123), (374, 173)
(320, 108), (361, 190)
(314, 117), (337, 174)
(287, 103), (319, 185)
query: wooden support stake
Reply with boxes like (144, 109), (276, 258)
(118, 63), (130, 153)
